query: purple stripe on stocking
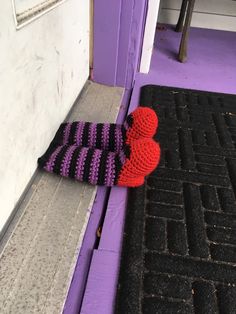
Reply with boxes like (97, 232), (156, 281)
(63, 123), (72, 145)
(89, 149), (102, 185)
(60, 145), (77, 177)
(75, 147), (89, 181)
(89, 123), (97, 148)
(102, 123), (110, 150)
(115, 126), (123, 152)
(118, 150), (126, 165)
(44, 146), (64, 172)
(75, 122), (86, 146)
(105, 152), (116, 186)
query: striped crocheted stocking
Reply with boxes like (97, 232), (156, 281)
(38, 138), (160, 187)
(51, 107), (158, 152)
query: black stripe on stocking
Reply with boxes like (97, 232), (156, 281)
(108, 124), (116, 151)
(83, 148), (94, 182)
(82, 122), (90, 147)
(114, 154), (123, 184)
(121, 127), (126, 143)
(97, 150), (108, 185)
(68, 122), (78, 144)
(126, 114), (133, 127)
(52, 123), (67, 145)
(96, 123), (103, 149)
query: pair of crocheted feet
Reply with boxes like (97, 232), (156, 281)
(38, 107), (161, 187)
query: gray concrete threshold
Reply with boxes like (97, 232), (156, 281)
(0, 81), (123, 314)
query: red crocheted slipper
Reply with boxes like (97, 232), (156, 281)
(125, 107), (158, 145)
(117, 138), (161, 187)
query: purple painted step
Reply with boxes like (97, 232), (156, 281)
(80, 187), (128, 313)
(80, 250), (120, 314)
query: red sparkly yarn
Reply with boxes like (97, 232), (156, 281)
(126, 107), (158, 145)
(118, 138), (161, 187)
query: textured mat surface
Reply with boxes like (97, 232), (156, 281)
(116, 85), (236, 314)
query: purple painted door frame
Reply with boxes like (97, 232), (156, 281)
(93, 0), (148, 89)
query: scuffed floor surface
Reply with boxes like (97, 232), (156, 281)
(0, 81), (123, 314)
(116, 85), (236, 314)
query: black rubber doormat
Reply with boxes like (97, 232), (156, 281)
(116, 85), (236, 314)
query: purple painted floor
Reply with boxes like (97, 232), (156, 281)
(130, 25), (236, 110)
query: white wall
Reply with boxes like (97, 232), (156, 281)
(158, 0), (236, 32)
(0, 1), (90, 232)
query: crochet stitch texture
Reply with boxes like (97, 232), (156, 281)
(38, 138), (160, 187)
(51, 107), (158, 152)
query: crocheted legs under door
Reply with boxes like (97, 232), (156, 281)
(38, 138), (160, 187)
(51, 107), (158, 152)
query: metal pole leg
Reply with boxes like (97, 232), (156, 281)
(178, 0), (195, 62)
(175, 0), (188, 33)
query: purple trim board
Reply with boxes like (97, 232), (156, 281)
(93, 0), (147, 88)
(122, 0), (147, 88)
(80, 250), (120, 314)
(93, 0), (122, 86)
(80, 187), (128, 314)
(115, 1), (134, 87)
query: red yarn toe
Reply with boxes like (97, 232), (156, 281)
(118, 176), (145, 187)
(117, 138), (161, 187)
(126, 107), (158, 145)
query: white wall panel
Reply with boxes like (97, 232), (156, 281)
(0, 1), (90, 232)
